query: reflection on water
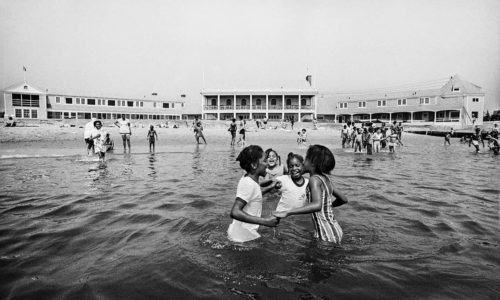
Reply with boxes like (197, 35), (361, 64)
(0, 133), (499, 299)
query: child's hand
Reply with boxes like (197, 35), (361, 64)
(274, 181), (282, 189)
(273, 211), (288, 219)
(263, 216), (280, 227)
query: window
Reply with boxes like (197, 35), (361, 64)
(12, 94), (21, 106)
(226, 99), (232, 106)
(23, 109), (30, 118)
(172, 103), (175, 108)
(211, 99), (216, 106)
(419, 97), (430, 105)
(163, 103), (169, 108)
(31, 110), (38, 118)
(87, 99), (96, 105)
(65, 97), (73, 104)
(22, 94), (31, 106)
(286, 99), (291, 106)
(153, 102), (156, 108)
(271, 99), (276, 105)
(301, 99), (306, 106)
(339, 102), (347, 109)
(127, 101), (133, 107)
(76, 98), (80, 104)
(15, 109), (22, 118)
(452, 86), (460, 92)
(140, 102), (143, 107)
(377, 100), (386, 107)
(397, 98), (407, 106)
(108, 100), (116, 106)
(472, 98), (479, 102)
(81, 98), (85, 105)
(256, 99), (262, 105)
(56, 96), (61, 104)
(118, 100), (121, 106)
(471, 111), (478, 118)
(98, 99), (101, 105)
(358, 101), (366, 108)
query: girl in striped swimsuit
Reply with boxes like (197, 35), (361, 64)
(274, 145), (348, 243)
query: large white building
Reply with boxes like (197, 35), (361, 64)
(1, 82), (185, 122)
(200, 89), (318, 121)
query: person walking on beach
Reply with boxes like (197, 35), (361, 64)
(147, 125), (158, 152)
(84, 117), (96, 155)
(193, 116), (207, 144)
(227, 145), (280, 243)
(89, 120), (108, 162)
(114, 114), (132, 152)
(237, 116), (247, 146)
(228, 118), (237, 146)
(274, 145), (348, 243)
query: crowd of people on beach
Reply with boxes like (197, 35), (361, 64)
(341, 120), (403, 154)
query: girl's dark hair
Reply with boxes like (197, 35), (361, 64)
(265, 148), (281, 166)
(94, 120), (102, 127)
(236, 145), (264, 172)
(306, 145), (335, 175)
(287, 152), (304, 166)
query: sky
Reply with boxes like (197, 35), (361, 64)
(1, 0), (499, 113)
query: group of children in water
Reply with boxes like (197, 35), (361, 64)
(463, 124), (499, 154)
(341, 121), (403, 154)
(228, 145), (348, 244)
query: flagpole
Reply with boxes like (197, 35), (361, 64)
(23, 66), (26, 83)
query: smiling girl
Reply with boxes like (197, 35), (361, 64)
(274, 153), (308, 212)
(264, 148), (287, 180)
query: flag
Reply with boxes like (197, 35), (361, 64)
(181, 94), (186, 98)
(306, 75), (312, 86)
(152, 92), (158, 96)
(23, 66), (27, 72)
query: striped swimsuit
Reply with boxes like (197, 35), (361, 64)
(307, 175), (343, 243)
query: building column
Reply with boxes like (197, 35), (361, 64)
(389, 113), (392, 123)
(233, 95), (236, 118)
(369, 113), (372, 122)
(282, 94), (285, 120)
(266, 95), (269, 118)
(298, 95), (302, 122)
(217, 95), (221, 120)
(250, 95), (253, 119)
(434, 111), (436, 124)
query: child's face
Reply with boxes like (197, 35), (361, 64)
(95, 123), (102, 129)
(288, 157), (303, 179)
(256, 155), (268, 176)
(267, 151), (278, 167)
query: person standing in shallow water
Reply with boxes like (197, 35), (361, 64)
(114, 114), (132, 152)
(274, 145), (348, 243)
(147, 125), (158, 152)
(228, 118), (237, 146)
(193, 117), (207, 144)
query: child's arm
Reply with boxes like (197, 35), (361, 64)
(331, 185), (348, 208)
(261, 180), (279, 195)
(155, 131), (158, 139)
(230, 198), (279, 227)
(273, 176), (323, 218)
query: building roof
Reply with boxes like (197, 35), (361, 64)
(201, 88), (318, 95)
(3, 82), (46, 94)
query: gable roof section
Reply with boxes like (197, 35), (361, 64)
(3, 82), (46, 94)
(439, 74), (483, 96)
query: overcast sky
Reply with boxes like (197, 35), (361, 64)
(1, 0), (499, 112)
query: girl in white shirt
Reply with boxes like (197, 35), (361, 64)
(228, 145), (279, 243)
(275, 153), (308, 212)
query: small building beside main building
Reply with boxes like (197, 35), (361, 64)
(0, 82), (185, 122)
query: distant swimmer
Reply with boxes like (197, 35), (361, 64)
(114, 114), (132, 152)
(193, 116), (207, 144)
(147, 125), (158, 152)
(469, 127), (482, 153)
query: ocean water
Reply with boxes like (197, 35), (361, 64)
(0, 131), (498, 299)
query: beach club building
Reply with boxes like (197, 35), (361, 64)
(0, 82), (185, 122)
(200, 89), (318, 121)
(317, 75), (485, 126)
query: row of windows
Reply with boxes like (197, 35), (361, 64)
(15, 109), (38, 118)
(338, 98), (431, 109)
(472, 98), (479, 102)
(12, 94), (40, 107)
(55, 97), (181, 109)
(208, 99), (310, 106)
(47, 111), (181, 120)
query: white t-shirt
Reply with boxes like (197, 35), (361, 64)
(227, 176), (262, 243)
(275, 175), (309, 212)
(373, 132), (383, 142)
(117, 119), (131, 134)
(84, 121), (95, 139)
(90, 128), (107, 153)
